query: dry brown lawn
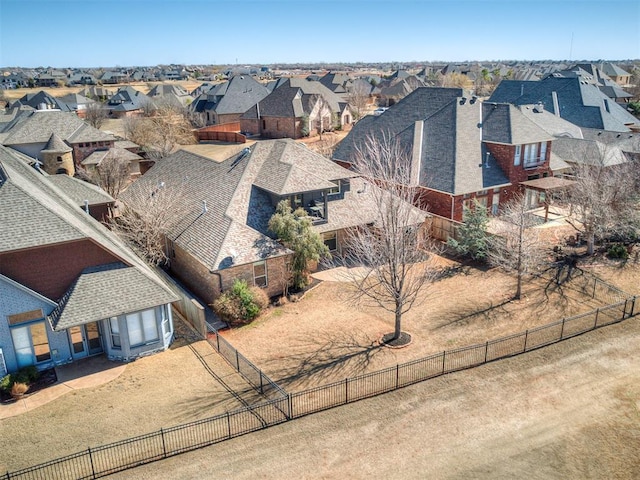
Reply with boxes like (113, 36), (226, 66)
(0, 320), (258, 473)
(222, 257), (639, 392)
(1, 80), (203, 102)
(111, 312), (640, 480)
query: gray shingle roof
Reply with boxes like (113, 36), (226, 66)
(42, 132), (73, 153)
(0, 145), (176, 306)
(482, 103), (554, 145)
(121, 138), (378, 272)
(47, 174), (114, 206)
(1, 110), (115, 146)
(252, 140), (356, 195)
(334, 87), (511, 196)
(488, 77), (638, 132)
(242, 78), (347, 120)
(81, 146), (142, 166)
(190, 75), (270, 115)
(50, 262), (175, 330)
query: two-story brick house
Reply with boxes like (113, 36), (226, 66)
(333, 87), (574, 222)
(120, 139), (425, 306)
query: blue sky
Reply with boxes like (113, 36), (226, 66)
(1, 0), (639, 68)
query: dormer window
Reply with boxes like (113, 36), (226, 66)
(327, 181), (340, 196)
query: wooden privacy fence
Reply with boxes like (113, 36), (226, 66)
(5, 277), (637, 479)
(153, 267), (207, 337)
(195, 123), (246, 143)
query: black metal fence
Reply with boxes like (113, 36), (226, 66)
(206, 324), (287, 401)
(4, 276), (637, 479)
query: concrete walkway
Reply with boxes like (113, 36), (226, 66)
(0, 356), (126, 420)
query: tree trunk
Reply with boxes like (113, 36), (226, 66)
(586, 231), (595, 256)
(393, 303), (402, 341)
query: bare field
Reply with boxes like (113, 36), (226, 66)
(1, 80), (203, 102)
(222, 260), (633, 391)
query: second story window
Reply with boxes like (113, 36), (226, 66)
(518, 142), (547, 168)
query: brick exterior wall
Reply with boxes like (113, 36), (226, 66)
(0, 239), (122, 301)
(169, 243), (292, 306)
(72, 140), (115, 164)
(261, 116), (301, 139)
(487, 141), (553, 205)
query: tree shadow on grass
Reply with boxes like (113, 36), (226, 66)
(262, 330), (387, 390)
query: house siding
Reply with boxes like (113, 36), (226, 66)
(168, 243), (222, 306)
(103, 304), (173, 362)
(0, 278), (71, 373)
(218, 255), (290, 300)
(0, 240), (123, 301)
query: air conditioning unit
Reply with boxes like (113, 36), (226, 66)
(0, 348), (7, 378)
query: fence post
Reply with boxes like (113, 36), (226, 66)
(259, 372), (264, 395)
(560, 318), (565, 339)
(632, 297), (637, 318)
(235, 350), (240, 371)
(484, 341), (488, 363)
(594, 308), (600, 328)
(623, 299), (629, 320)
(5, 471), (10, 480)
(523, 330), (528, 352)
(160, 428), (167, 458)
(592, 279), (597, 299)
(396, 364), (399, 389)
(442, 351), (446, 374)
(216, 331), (220, 351)
(345, 378), (349, 404)
(288, 393), (293, 419)
(88, 447), (96, 480)
(226, 411), (232, 439)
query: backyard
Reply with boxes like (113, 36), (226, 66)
(0, 321), (259, 473)
(221, 255), (637, 391)
(1, 256), (637, 475)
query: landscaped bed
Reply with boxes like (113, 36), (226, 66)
(221, 257), (639, 392)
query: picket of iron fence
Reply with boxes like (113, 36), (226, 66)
(5, 291), (637, 479)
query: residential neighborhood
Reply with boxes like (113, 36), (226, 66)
(1, 0), (639, 478)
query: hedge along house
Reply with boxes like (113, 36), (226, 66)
(119, 139), (419, 307)
(0, 145), (177, 376)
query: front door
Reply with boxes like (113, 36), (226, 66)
(69, 322), (103, 360)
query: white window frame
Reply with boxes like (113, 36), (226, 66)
(10, 321), (51, 368)
(327, 181), (340, 196)
(514, 145), (521, 166)
(253, 261), (268, 288)
(125, 309), (159, 347)
(109, 317), (121, 349)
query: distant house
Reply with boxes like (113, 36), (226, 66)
(107, 86), (147, 117)
(318, 72), (352, 96)
(120, 139), (423, 306)
(190, 75), (270, 125)
(10, 90), (72, 112)
(146, 84), (192, 107)
(81, 146), (144, 178)
(57, 93), (97, 117)
(489, 76), (639, 132)
(101, 71), (129, 84)
(0, 109), (116, 170)
(334, 87), (574, 221)
(0, 145), (177, 377)
(240, 78), (352, 139)
(549, 64), (633, 104)
(67, 71), (98, 86)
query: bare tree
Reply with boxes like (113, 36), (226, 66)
(338, 134), (439, 346)
(561, 140), (639, 255)
(84, 102), (108, 129)
(112, 182), (192, 266)
(488, 193), (546, 300)
(91, 153), (130, 199)
(346, 80), (371, 121)
(123, 100), (196, 159)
